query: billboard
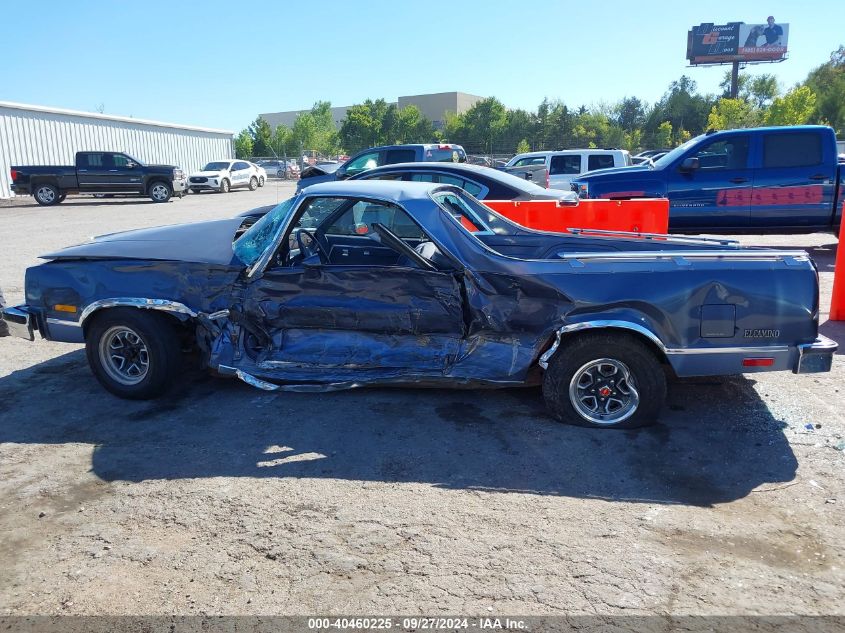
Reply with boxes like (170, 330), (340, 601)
(687, 20), (788, 64)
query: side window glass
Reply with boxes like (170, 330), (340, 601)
(362, 173), (405, 181)
(84, 153), (105, 168)
(587, 154), (615, 170)
(112, 154), (131, 168)
(345, 152), (380, 176)
(324, 201), (425, 240)
(410, 173), (436, 183)
(296, 197), (348, 230)
(513, 157), (546, 167)
(691, 137), (750, 170)
(550, 155), (581, 175)
(385, 149), (416, 164)
(763, 133), (822, 168)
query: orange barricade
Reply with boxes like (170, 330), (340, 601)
(830, 217), (845, 321)
(484, 198), (669, 235)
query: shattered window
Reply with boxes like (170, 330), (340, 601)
(233, 197), (297, 266)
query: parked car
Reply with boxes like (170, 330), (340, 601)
(255, 159), (299, 179)
(634, 149), (672, 159)
(503, 149), (633, 190)
(188, 160), (261, 194)
(248, 162), (267, 187)
(297, 143), (467, 190)
(2, 180), (835, 429)
(10, 151), (187, 204)
(349, 162), (576, 201)
(571, 125), (845, 233)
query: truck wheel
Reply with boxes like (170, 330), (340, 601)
(34, 184), (60, 206)
(248, 176), (258, 191)
(149, 181), (172, 203)
(85, 308), (181, 400)
(219, 179), (230, 193)
(58, 193), (67, 202)
(542, 332), (666, 429)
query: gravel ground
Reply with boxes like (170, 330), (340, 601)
(0, 186), (843, 617)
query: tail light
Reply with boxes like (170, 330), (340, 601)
(10, 169), (18, 181)
(742, 358), (775, 367)
(438, 144), (452, 149)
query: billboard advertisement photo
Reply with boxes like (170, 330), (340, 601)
(687, 17), (789, 64)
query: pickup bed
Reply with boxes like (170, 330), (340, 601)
(570, 125), (843, 233)
(10, 151), (187, 205)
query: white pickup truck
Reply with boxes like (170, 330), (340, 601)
(504, 149), (632, 189)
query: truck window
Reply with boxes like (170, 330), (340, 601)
(112, 154), (133, 168)
(385, 149), (416, 164)
(345, 151), (381, 176)
(512, 156), (546, 168)
(690, 137), (750, 170)
(763, 133), (823, 168)
(550, 155), (581, 175)
(81, 153), (105, 168)
(587, 155), (615, 171)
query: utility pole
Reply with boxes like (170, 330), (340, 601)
(729, 61), (740, 98)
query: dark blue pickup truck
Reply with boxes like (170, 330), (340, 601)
(571, 125), (844, 233)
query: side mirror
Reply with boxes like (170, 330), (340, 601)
(680, 157), (700, 172)
(126, 161), (137, 169)
(336, 169), (349, 180)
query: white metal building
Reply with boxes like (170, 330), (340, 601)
(0, 101), (234, 198)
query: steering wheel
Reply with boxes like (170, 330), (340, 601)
(295, 228), (330, 262)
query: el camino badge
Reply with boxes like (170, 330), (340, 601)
(744, 329), (780, 338)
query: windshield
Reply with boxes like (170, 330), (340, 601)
(203, 161), (231, 171)
(233, 197), (297, 266)
(651, 135), (705, 169)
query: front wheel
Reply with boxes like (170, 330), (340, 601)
(219, 179), (230, 193)
(34, 184), (60, 205)
(149, 181), (172, 203)
(248, 176), (258, 191)
(542, 333), (666, 429)
(85, 308), (182, 399)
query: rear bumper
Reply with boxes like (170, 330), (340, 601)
(1, 305), (34, 341)
(10, 183), (31, 195)
(795, 335), (838, 374)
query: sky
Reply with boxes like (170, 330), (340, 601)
(2, 1), (842, 132)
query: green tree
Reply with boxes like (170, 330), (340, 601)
(391, 105), (435, 144)
(234, 130), (253, 159)
(765, 86), (817, 126)
(805, 45), (845, 134)
(291, 102), (339, 157)
(248, 117), (273, 156)
(459, 97), (508, 154)
(654, 121), (673, 148)
(615, 97), (646, 132)
(516, 139), (531, 154)
(270, 125), (291, 158)
(706, 98), (760, 130)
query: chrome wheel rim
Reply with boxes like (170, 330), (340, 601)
(36, 186), (55, 203)
(151, 184), (168, 200)
(221, 180), (229, 192)
(99, 326), (150, 386)
(569, 358), (639, 425)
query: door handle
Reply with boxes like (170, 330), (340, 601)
(729, 177), (748, 184)
(809, 174), (829, 181)
(109, 169), (119, 172)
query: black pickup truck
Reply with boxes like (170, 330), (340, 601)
(10, 151), (187, 205)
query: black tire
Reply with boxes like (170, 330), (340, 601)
(258, 176), (265, 187)
(219, 179), (230, 193)
(58, 193), (67, 202)
(276, 169), (284, 178)
(248, 176), (258, 191)
(33, 183), (60, 206)
(542, 332), (666, 429)
(85, 308), (182, 400)
(149, 180), (172, 203)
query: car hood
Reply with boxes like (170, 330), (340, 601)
(190, 170), (227, 177)
(300, 163), (341, 178)
(41, 217), (246, 266)
(578, 165), (652, 180)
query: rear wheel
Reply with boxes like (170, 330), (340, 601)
(34, 184), (60, 205)
(149, 181), (172, 203)
(258, 176), (265, 187)
(542, 332), (666, 429)
(85, 308), (182, 399)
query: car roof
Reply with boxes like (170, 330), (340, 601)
(299, 179), (446, 203)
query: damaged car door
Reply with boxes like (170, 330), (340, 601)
(240, 195), (466, 379)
